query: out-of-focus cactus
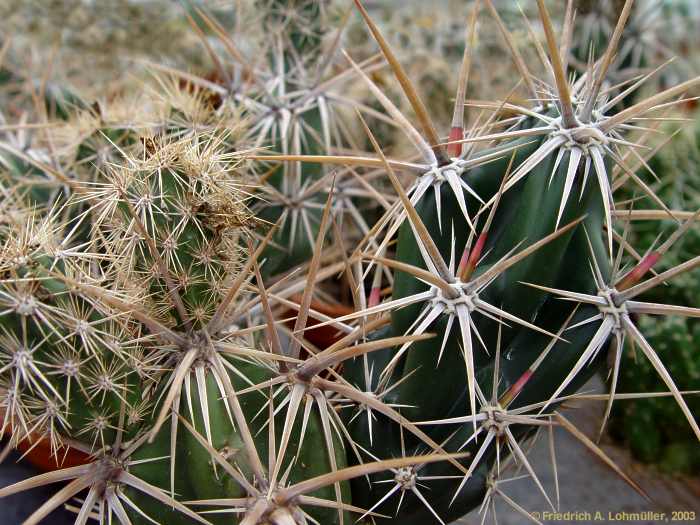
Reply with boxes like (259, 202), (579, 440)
(573, 0), (700, 106)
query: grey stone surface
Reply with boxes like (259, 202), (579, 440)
(455, 378), (700, 525)
(0, 447), (74, 525)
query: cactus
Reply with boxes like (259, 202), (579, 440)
(573, 0), (700, 104)
(176, 1), (366, 276)
(609, 109), (700, 474)
(1, 1), (700, 524)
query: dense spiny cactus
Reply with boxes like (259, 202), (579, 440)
(0, 1), (699, 524)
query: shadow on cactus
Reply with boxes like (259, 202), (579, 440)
(0, 1), (700, 524)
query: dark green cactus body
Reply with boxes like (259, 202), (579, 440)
(127, 360), (350, 525)
(343, 118), (616, 521)
(3, 2), (699, 524)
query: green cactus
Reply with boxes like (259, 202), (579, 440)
(1, 1), (700, 525)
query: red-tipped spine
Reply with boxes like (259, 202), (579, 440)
(368, 263), (384, 307)
(499, 370), (533, 407)
(617, 251), (661, 291)
(459, 232), (487, 281)
(368, 286), (381, 308)
(447, 127), (463, 158)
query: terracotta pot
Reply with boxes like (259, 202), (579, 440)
(0, 410), (91, 472)
(15, 435), (90, 472)
(285, 294), (354, 350)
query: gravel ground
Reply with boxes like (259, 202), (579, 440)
(456, 377), (700, 525)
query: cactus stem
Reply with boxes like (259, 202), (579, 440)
(360, 112), (456, 283)
(525, 245), (700, 442)
(51, 272), (184, 344)
(118, 194), (193, 331)
(355, 220), (579, 428)
(473, 217), (584, 289)
(210, 356), (267, 487)
(500, 308), (578, 408)
(459, 152), (513, 281)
